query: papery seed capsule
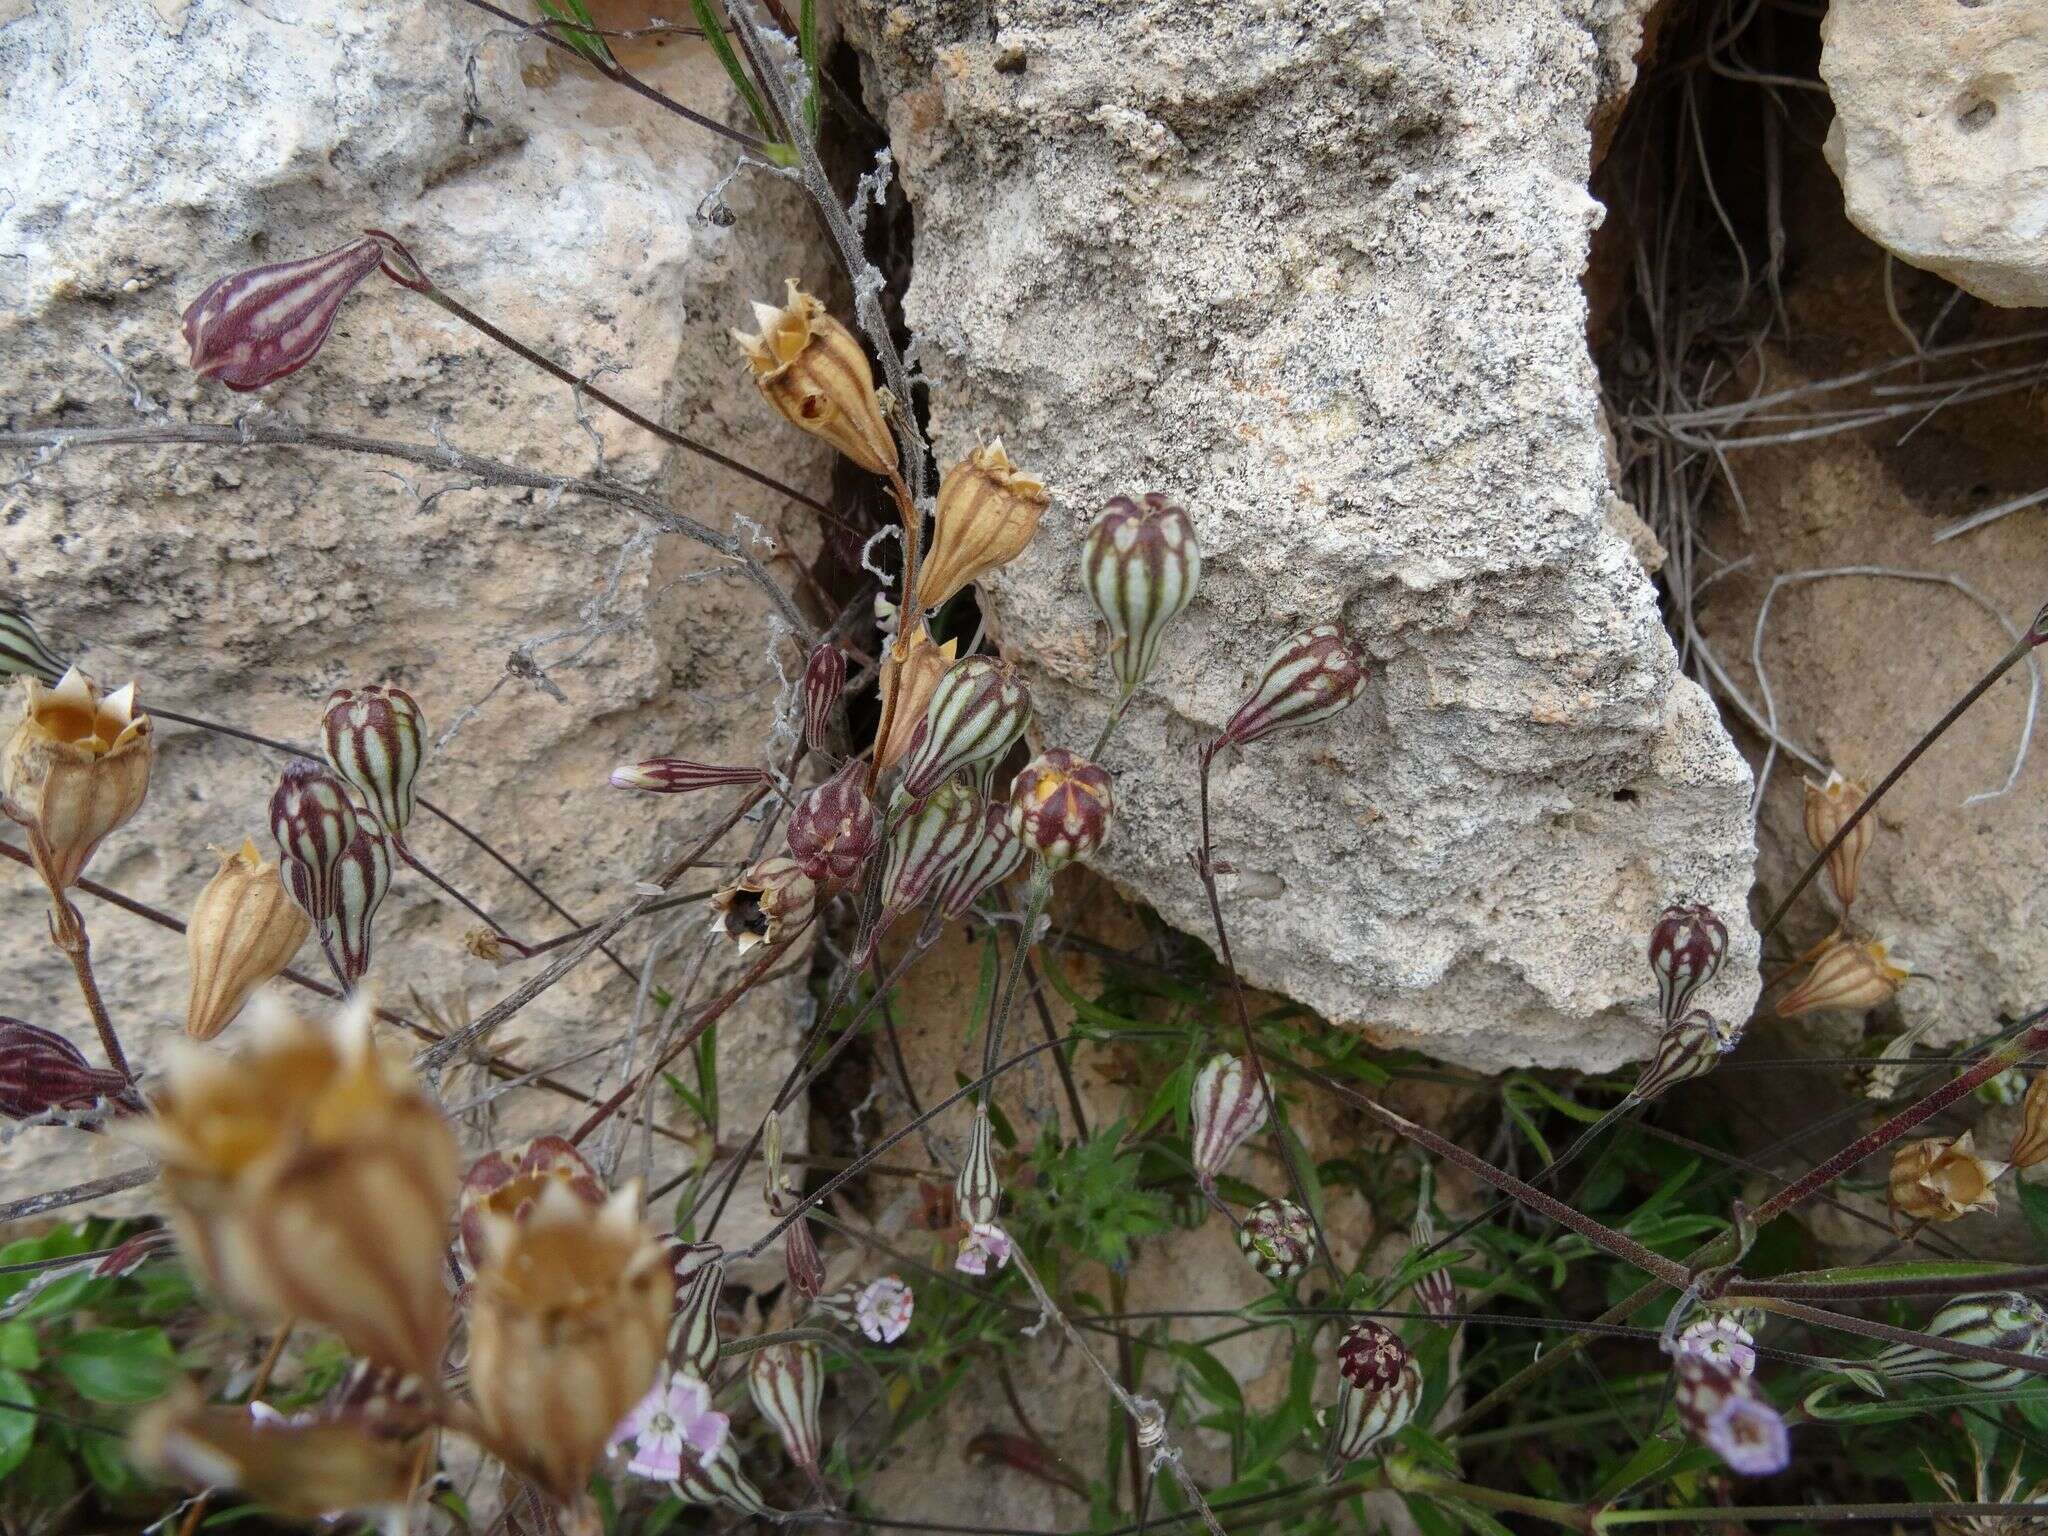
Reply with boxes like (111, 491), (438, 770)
(1325, 1321), (1421, 1475)
(671, 1242), (725, 1381)
(1632, 1009), (1731, 1103)
(784, 1214), (825, 1303)
(875, 627), (958, 776)
(1888, 1132), (2006, 1232)
(802, 643), (845, 754)
(1802, 771), (1873, 911)
(2010, 1070), (2048, 1170)
(1006, 749), (1113, 868)
(934, 804), (1027, 924)
(1190, 1053), (1268, 1188)
(325, 824), (392, 993)
(1237, 1198), (1314, 1281)
(183, 236), (388, 391)
(1410, 1206), (1458, 1324)
(186, 839), (313, 1041)
(710, 856), (817, 956)
(457, 1136), (606, 1272)
(610, 759), (769, 795)
(0, 1017), (138, 1123)
(748, 1340), (824, 1472)
(731, 280), (897, 477)
(920, 442), (1051, 611)
(786, 760), (880, 887)
(1867, 1291), (2048, 1390)
(956, 1106), (1002, 1227)
(3, 667), (154, 890)
(322, 685), (425, 838)
(1647, 904), (1729, 1023)
(899, 655), (1032, 801)
(269, 759), (361, 927)
(0, 601), (64, 684)
(879, 780), (982, 922)
(1082, 494), (1201, 695)
(675, 1437), (776, 1517)
(1671, 1352), (1789, 1477)
(1776, 936), (1909, 1018)
(1219, 626), (1367, 749)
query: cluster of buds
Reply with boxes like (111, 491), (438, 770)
(1324, 1321), (1422, 1476)
(1006, 749), (1113, 868)
(1237, 1198), (1315, 1281)
(900, 655), (1032, 801)
(1888, 1132), (2007, 1232)
(0, 1017), (141, 1125)
(1217, 625), (1369, 751)
(1671, 1347), (1789, 1477)
(184, 840), (312, 1040)
(1082, 493), (1201, 696)
(3, 667), (154, 891)
(1776, 934), (1909, 1018)
(1189, 1053), (1267, 1189)
(921, 442), (1052, 611)
(711, 855), (818, 956)
(1866, 1291), (2048, 1390)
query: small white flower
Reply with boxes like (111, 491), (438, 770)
(608, 1370), (729, 1482)
(855, 1275), (915, 1343)
(1679, 1316), (1757, 1378)
(955, 1222), (1013, 1277)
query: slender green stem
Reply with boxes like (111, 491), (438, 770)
(1597, 1504), (2045, 1528)
(1388, 1462), (1589, 1531)
(979, 863), (1053, 1112)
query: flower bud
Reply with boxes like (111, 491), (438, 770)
(1237, 1198), (1314, 1281)
(1671, 1352), (1789, 1476)
(876, 627), (957, 775)
(900, 655), (1032, 801)
(1219, 626), (1368, 749)
(186, 839), (313, 1040)
(934, 804), (1027, 924)
(1802, 771), (1873, 911)
(784, 1213), (826, 1303)
(732, 280), (897, 476)
(321, 685), (425, 839)
(1325, 1321), (1421, 1474)
(787, 760), (880, 886)
(1868, 1291), (2048, 1390)
(674, 1435), (776, 1517)
(1647, 903), (1728, 1023)
(1632, 1009), (1735, 1103)
(856, 1275), (914, 1343)
(671, 1241), (725, 1380)
(0, 600), (64, 684)
(133, 1002), (459, 1379)
(2, 667), (153, 890)
(1082, 493), (1201, 695)
(0, 1017), (138, 1123)
(880, 780), (982, 922)
(802, 643), (845, 753)
(183, 236), (388, 391)
(920, 441), (1051, 610)
(711, 855), (817, 955)
(1190, 1053), (1268, 1187)
(1410, 1206), (1458, 1323)
(1889, 1132), (2007, 1232)
(2010, 1069), (2048, 1170)
(956, 1106), (1002, 1227)
(457, 1135), (605, 1272)
(1006, 749), (1113, 867)
(268, 759), (361, 927)
(1776, 935), (1909, 1018)
(748, 1339), (824, 1473)
(325, 824), (392, 994)
(469, 1181), (673, 1503)
(610, 759), (769, 794)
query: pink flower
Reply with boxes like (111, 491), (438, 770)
(855, 1275), (914, 1343)
(955, 1223), (1012, 1277)
(1702, 1393), (1790, 1477)
(1679, 1316), (1756, 1378)
(609, 1371), (729, 1483)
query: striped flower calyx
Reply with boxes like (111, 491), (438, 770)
(879, 780), (982, 924)
(1006, 749), (1113, 868)
(268, 759), (361, 928)
(1219, 625), (1368, 749)
(1632, 1009), (1737, 1103)
(1325, 1321), (1421, 1474)
(747, 1339), (824, 1475)
(899, 654), (1032, 802)
(0, 1018), (139, 1124)
(933, 804), (1027, 924)
(670, 1241), (726, 1381)
(1083, 493), (1200, 696)
(185, 839), (312, 1040)
(322, 684), (425, 839)
(786, 759), (880, 887)
(1647, 903), (1728, 1022)
(324, 824), (392, 994)
(1866, 1292), (2048, 1390)
(0, 601), (65, 684)
(801, 642), (845, 754)
(183, 235), (390, 391)
(1189, 1053), (1267, 1188)
(1237, 1198), (1314, 1281)
(610, 759), (769, 795)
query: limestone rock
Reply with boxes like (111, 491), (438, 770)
(0, 0), (833, 1241)
(846, 0), (1759, 1071)
(1821, 0), (2048, 307)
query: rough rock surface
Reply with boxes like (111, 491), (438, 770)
(1821, 0), (2048, 308)
(847, 0), (1760, 1071)
(0, 0), (834, 1241)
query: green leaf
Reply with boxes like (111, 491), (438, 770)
(79, 1428), (139, 1497)
(54, 1327), (176, 1405)
(0, 1323), (38, 1372)
(534, 0), (618, 71)
(689, 0), (780, 144)
(0, 1368), (36, 1480)
(1165, 1342), (1242, 1414)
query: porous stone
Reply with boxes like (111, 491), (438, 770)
(0, 0), (833, 1239)
(846, 0), (1760, 1071)
(1821, 0), (2048, 308)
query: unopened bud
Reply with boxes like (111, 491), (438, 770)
(268, 759), (361, 927)
(1219, 626), (1367, 749)
(1802, 771), (1873, 911)
(900, 655), (1032, 801)
(1190, 1053), (1267, 1187)
(876, 627), (957, 775)
(674, 1435), (776, 1518)
(325, 825), (392, 994)
(710, 856), (817, 956)
(1082, 493), (1201, 695)
(802, 643), (845, 753)
(1410, 1206), (1458, 1323)
(879, 780), (981, 923)
(1006, 748), (1113, 867)
(322, 685), (425, 839)
(732, 280), (897, 476)
(1632, 1009), (1735, 1102)
(183, 236), (388, 391)
(0, 1017), (137, 1123)
(1237, 1198), (1314, 1281)
(784, 1213), (826, 1303)
(610, 759), (769, 794)
(0, 601), (64, 684)
(2011, 1070), (2048, 1170)
(3, 667), (153, 890)
(747, 1340), (824, 1473)
(933, 804), (1027, 924)
(1776, 936), (1909, 1018)
(671, 1242), (725, 1381)
(786, 760), (879, 886)
(1889, 1132), (2006, 1232)
(1868, 1291), (2048, 1390)
(1325, 1322), (1421, 1474)
(1647, 903), (1728, 1022)
(185, 839), (312, 1040)
(956, 1106), (1002, 1227)
(920, 441), (1051, 611)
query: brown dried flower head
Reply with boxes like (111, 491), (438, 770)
(1776, 935), (1909, 1018)
(129, 1000), (459, 1378)
(732, 279), (897, 476)
(2, 666), (153, 890)
(2011, 1069), (2048, 1171)
(458, 1134), (606, 1271)
(1802, 770), (1873, 910)
(711, 855), (818, 956)
(919, 440), (1050, 610)
(1889, 1132), (2008, 1232)
(876, 626), (958, 775)
(468, 1179), (673, 1503)
(186, 839), (313, 1041)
